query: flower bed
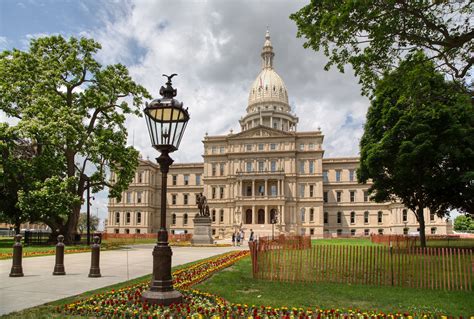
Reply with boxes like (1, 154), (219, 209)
(0, 244), (120, 260)
(61, 251), (451, 318)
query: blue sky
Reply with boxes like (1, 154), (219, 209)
(1, 0), (380, 226)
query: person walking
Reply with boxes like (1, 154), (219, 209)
(231, 232), (236, 246)
(249, 229), (254, 242)
(240, 229), (245, 245)
(236, 232), (241, 246)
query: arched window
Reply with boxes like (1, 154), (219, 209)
(309, 208), (314, 222)
(350, 211), (355, 224)
(219, 209), (224, 223)
(324, 212), (328, 224)
(172, 214), (176, 225)
(136, 212), (142, 224)
(183, 213), (188, 225)
(378, 211), (383, 223)
(337, 211), (342, 224)
(212, 209), (216, 222)
(364, 211), (369, 224)
(270, 209), (277, 223)
(301, 208), (305, 222)
(245, 209), (252, 224)
(258, 209), (265, 224)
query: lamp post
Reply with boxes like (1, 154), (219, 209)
(271, 213), (278, 240)
(141, 74), (189, 306)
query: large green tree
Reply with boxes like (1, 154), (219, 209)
(358, 52), (474, 247)
(290, 0), (473, 94)
(0, 36), (150, 242)
(453, 215), (474, 232)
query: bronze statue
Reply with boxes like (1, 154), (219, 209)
(197, 193), (210, 217)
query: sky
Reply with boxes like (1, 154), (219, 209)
(0, 0), (372, 228)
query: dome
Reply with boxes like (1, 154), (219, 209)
(247, 30), (290, 112)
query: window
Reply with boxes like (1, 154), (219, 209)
(337, 211), (342, 224)
(115, 212), (120, 224)
(336, 191), (342, 202)
(350, 191), (355, 202)
(212, 164), (217, 176)
(184, 174), (189, 185)
(212, 210), (216, 222)
(270, 143), (276, 150)
(246, 162), (252, 172)
(183, 214), (188, 225)
(136, 229), (141, 234)
(364, 211), (369, 224)
(430, 212), (435, 221)
(431, 227), (437, 234)
(270, 185), (277, 196)
(220, 187), (224, 199)
(350, 211), (355, 224)
(309, 161), (314, 174)
(324, 212), (328, 224)
(211, 146), (217, 154)
(309, 143), (315, 150)
(403, 228), (409, 235)
(323, 191), (328, 203)
(125, 229), (130, 234)
(126, 192), (132, 203)
(212, 229), (216, 236)
(212, 187), (216, 199)
(172, 175), (177, 185)
(309, 185), (314, 197)
(172, 214), (176, 225)
(310, 228), (315, 235)
(195, 174), (201, 185)
(220, 163), (225, 175)
(309, 208), (314, 222)
(299, 161), (305, 174)
(246, 144), (252, 151)
(258, 161), (264, 172)
(246, 185), (252, 196)
(349, 169), (355, 182)
(299, 184), (305, 198)
(114, 229), (119, 234)
(337, 229), (342, 236)
(184, 194), (188, 205)
(258, 185), (265, 195)
(336, 170), (341, 182)
(126, 212), (131, 224)
(351, 229), (356, 236)
(138, 171), (143, 183)
(136, 212), (142, 224)
(378, 229), (384, 235)
(137, 191), (142, 203)
(363, 191), (369, 202)
(323, 170), (328, 182)
(258, 143), (264, 151)
(378, 211), (383, 223)
(172, 194), (177, 205)
(402, 209), (408, 222)
(219, 209), (224, 222)
(299, 144), (304, 151)
(270, 160), (276, 172)
(301, 208), (305, 222)
(220, 146), (225, 154)
(364, 229), (370, 236)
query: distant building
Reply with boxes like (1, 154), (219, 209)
(106, 31), (450, 238)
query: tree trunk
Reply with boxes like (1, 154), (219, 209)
(417, 207), (427, 248)
(64, 203), (81, 244)
(14, 223), (20, 235)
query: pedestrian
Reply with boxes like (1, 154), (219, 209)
(240, 229), (245, 245)
(231, 232), (236, 246)
(236, 232), (241, 246)
(249, 229), (254, 242)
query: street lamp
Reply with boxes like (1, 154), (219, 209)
(271, 212), (278, 240)
(141, 74), (189, 306)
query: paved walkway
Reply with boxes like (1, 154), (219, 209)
(0, 243), (247, 315)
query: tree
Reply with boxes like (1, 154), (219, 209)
(358, 52), (474, 247)
(453, 215), (474, 232)
(0, 36), (150, 242)
(77, 212), (100, 234)
(290, 0), (473, 94)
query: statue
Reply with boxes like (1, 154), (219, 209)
(197, 193), (210, 217)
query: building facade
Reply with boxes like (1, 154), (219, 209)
(106, 31), (451, 238)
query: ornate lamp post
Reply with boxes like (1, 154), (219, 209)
(141, 74), (189, 305)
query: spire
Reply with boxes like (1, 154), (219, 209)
(261, 28), (274, 69)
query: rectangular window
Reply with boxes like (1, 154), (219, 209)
(220, 163), (225, 175)
(184, 174), (189, 185)
(270, 143), (276, 150)
(126, 192), (132, 203)
(349, 169), (355, 182)
(246, 144), (252, 151)
(258, 161), (264, 172)
(212, 164), (217, 176)
(196, 174), (201, 185)
(336, 191), (342, 202)
(184, 194), (188, 205)
(430, 212), (435, 221)
(299, 144), (304, 151)
(172, 175), (177, 185)
(220, 146), (225, 154)
(270, 185), (277, 196)
(310, 209), (314, 222)
(337, 229), (342, 236)
(258, 185), (265, 196)
(114, 229), (119, 234)
(324, 212), (328, 224)
(270, 160), (276, 172)
(299, 184), (305, 198)
(171, 194), (177, 205)
(138, 171), (143, 183)
(351, 229), (356, 236)
(309, 161), (314, 174)
(337, 212), (342, 224)
(336, 170), (341, 182)
(350, 191), (355, 202)
(309, 143), (315, 150)
(364, 211), (369, 224)
(126, 212), (131, 224)
(258, 143), (264, 151)
(220, 187), (224, 199)
(309, 185), (314, 197)
(310, 228), (315, 235)
(136, 212), (141, 224)
(364, 191), (369, 202)
(211, 146), (217, 154)
(246, 185), (252, 196)
(136, 229), (141, 234)
(431, 227), (437, 234)
(115, 212), (120, 224)
(246, 162), (252, 172)
(402, 210), (408, 222)
(212, 187), (216, 199)
(323, 191), (328, 203)
(378, 229), (384, 235)
(220, 210), (224, 222)
(299, 161), (305, 174)
(364, 229), (370, 236)
(323, 170), (328, 182)
(137, 191), (142, 203)
(378, 211), (383, 223)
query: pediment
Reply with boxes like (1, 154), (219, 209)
(229, 125), (294, 139)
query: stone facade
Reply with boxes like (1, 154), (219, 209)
(106, 31), (451, 238)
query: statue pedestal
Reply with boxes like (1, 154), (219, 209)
(192, 216), (213, 245)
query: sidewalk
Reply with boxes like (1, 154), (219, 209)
(0, 243), (246, 315)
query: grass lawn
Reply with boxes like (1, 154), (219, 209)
(195, 256), (474, 316)
(312, 237), (474, 249)
(312, 238), (382, 246)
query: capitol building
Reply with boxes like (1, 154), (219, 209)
(106, 31), (450, 238)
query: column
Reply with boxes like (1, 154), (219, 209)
(265, 179), (268, 196)
(277, 179), (281, 197)
(264, 205), (268, 224)
(252, 180), (255, 197)
(252, 205), (256, 224)
(281, 205), (285, 225)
